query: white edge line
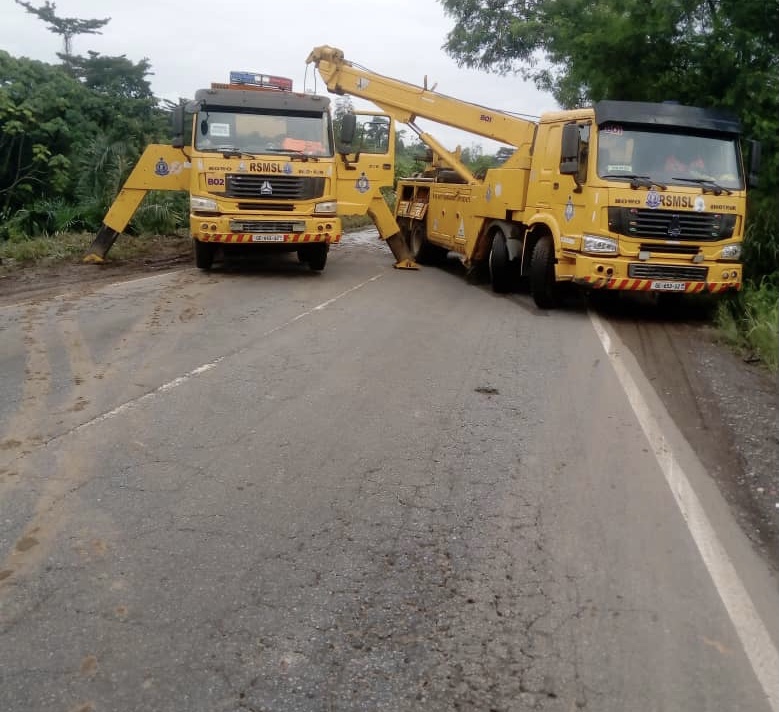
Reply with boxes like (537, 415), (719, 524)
(590, 311), (779, 712)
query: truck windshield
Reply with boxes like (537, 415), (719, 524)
(596, 125), (743, 190)
(194, 109), (333, 157)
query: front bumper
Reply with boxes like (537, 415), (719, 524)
(561, 252), (742, 294)
(191, 215), (341, 245)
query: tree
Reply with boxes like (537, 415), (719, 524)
(0, 51), (82, 215)
(14, 1), (109, 57)
(63, 52), (155, 100)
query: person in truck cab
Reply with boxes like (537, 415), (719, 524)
(663, 137), (705, 175)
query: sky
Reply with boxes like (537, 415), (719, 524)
(1, 0), (559, 152)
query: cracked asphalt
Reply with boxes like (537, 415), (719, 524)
(0, 234), (776, 711)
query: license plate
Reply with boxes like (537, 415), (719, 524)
(251, 234), (286, 242)
(651, 280), (687, 292)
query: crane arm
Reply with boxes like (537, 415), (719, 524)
(306, 45), (537, 154)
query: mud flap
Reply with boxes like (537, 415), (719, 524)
(83, 224), (120, 264)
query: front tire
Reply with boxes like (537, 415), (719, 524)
(193, 239), (214, 270)
(306, 243), (328, 271)
(530, 235), (559, 308)
(409, 224), (447, 264)
(489, 228), (512, 293)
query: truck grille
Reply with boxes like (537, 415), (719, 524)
(225, 174), (325, 200)
(608, 207), (735, 242)
(229, 220), (305, 233)
(628, 264), (708, 281)
(638, 243), (700, 255)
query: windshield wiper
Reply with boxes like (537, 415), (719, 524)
(602, 174), (667, 190)
(215, 145), (256, 159)
(262, 148), (318, 161)
(671, 177), (732, 195)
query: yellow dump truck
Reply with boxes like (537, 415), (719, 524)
(85, 71), (415, 270)
(308, 46), (759, 307)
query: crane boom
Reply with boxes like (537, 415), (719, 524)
(306, 46), (537, 156)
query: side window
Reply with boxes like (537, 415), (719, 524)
(183, 111), (194, 148)
(577, 123), (590, 183)
(354, 114), (390, 154)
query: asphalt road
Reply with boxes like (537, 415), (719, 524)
(1, 232), (777, 711)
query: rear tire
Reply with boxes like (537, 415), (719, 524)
(530, 235), (559, 308)
(489, 228), (512, 293)
(193, 239), (214, 270)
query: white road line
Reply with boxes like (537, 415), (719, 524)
(41, 273), (384, 446)
(590, 312), (779, 712)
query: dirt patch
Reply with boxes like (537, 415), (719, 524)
(0, 236), (193, 306)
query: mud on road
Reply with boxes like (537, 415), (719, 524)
(1, 237), (777, 571)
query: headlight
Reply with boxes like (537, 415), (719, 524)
(582, 234), (618, 255)
(190, 195), (218, 211)
(720, 244), (742, 260)
(314, 201), (337, 214)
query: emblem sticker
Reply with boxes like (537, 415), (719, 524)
(356, 172), (370, 193)
(646, 189), (662, 209)
(564, 196), (574, 222)
(155, 158), (169, 177)
(694, 196), (705, 212)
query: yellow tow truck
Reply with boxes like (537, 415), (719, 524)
(308, 46), (759, 307)
(84, 70), (415, 271)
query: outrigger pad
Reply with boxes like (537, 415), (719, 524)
(83, 225), (120, 264)
(385, 233), (419, 270)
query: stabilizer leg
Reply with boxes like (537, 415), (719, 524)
(83, 225), (120, 264)
(385, 232), (419, 270)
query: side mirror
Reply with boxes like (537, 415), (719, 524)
(560, 123), (580, 175)
(747, 139), (761, 188)
(171, 105), (185, 148)
(339, 114), (357, 151)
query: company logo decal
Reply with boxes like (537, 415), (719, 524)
(564, 196), (574, 221)
(646, 189), (662, 209)
(356, 172), (370, 193)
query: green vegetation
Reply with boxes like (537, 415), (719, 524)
(717, 280), (778, 372)
(0, 231), (190, 267)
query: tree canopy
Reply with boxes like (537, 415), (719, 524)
(14, 0), (109, 57)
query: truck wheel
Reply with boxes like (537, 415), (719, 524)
(193, 239), (214, 270)
(410, 224), (446, 264)
(489, 229), (512, 293)
(530, 235), (559, 308)
(307, 244), (328, 271)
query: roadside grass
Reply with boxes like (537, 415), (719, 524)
(0, 232), (191, 269)
(716, 280), (779, 372)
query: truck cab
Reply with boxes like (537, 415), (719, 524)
(530, 102), (747, 298)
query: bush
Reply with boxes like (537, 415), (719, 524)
(716, 279), (779, 372)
